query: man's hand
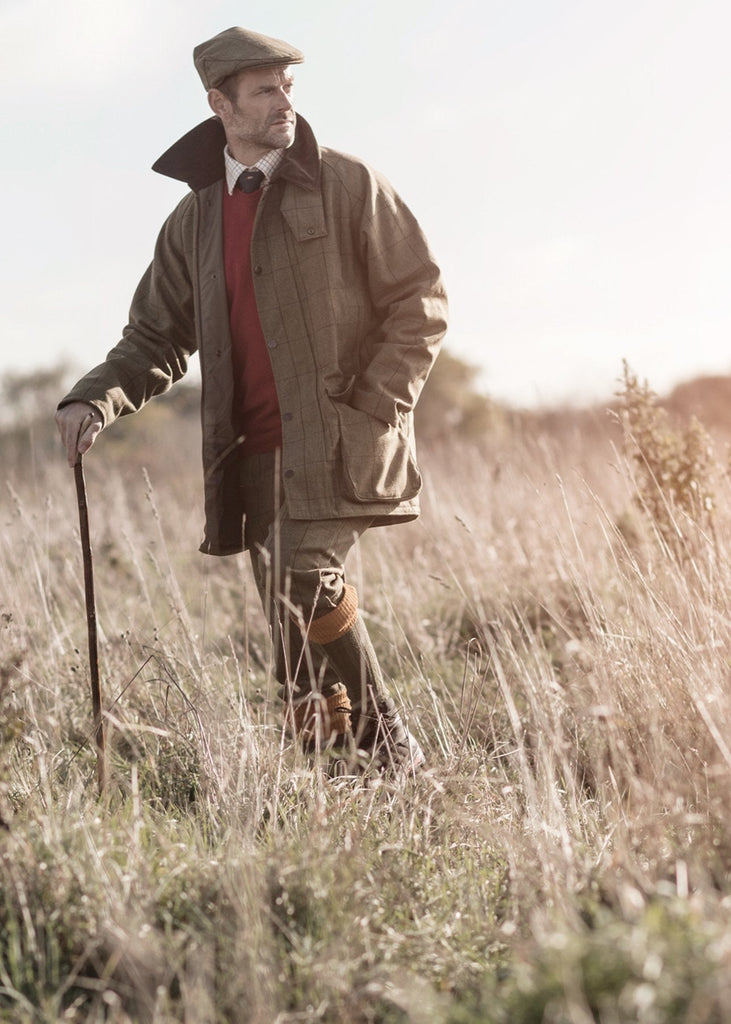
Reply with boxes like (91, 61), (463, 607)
(55, 402), (104, 467)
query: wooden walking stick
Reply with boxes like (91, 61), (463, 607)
(74, 452), (106, 794)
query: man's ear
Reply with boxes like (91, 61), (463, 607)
(207, 89), (228, 118)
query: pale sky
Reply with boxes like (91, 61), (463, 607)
(2, 0), (730, 407)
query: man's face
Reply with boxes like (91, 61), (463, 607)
(210, 66), (296, 163)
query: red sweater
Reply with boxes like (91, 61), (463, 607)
(222, 188), (282, 455)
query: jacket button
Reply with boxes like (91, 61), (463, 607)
(267, 339), (278, 349)
(306, 227), (315, 236)
(254, 265), (263, 275)
(284, 469), (295, 478)
(283, 411), (293, 422)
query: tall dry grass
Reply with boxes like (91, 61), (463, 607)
(0, 395), (729, 1022)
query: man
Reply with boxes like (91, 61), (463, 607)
(56, 27), (448, 774)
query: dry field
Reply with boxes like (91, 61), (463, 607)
(0, 376), (729, 1022)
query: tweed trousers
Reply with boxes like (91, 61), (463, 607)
(239, 450), (373, 700)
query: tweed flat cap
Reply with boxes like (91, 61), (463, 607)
(193, 26), (304, 89)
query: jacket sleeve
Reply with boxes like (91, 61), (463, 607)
(58, 198), (198, 426)
(348, 169), (448, 428)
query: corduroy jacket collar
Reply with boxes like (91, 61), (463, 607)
(151, 113), (321, 193)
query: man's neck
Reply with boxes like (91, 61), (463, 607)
(225, 139), (271, 167)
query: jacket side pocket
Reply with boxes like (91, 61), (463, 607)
(333, 400), (421, 502)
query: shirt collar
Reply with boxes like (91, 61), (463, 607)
(224, 146), (285, 195)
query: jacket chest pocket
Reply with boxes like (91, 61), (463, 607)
(281, 198), (328, 242)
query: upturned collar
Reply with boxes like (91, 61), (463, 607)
(151, 113), (321, 193)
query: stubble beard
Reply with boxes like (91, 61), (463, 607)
(264, 117), (295, 150)
(227, 107), (296, 161)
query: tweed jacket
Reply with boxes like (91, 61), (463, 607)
(61, 115), (448, 555)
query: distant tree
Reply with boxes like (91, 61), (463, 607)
(0, 363), (74, 429)
(666, 375), (731, 434)
(415, 349), (504, 443)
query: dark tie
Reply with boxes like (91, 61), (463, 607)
(236, 168), (265, 193)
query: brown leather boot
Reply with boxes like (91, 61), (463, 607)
(349, 693), (425, 775)
(286, 682), (353, 754)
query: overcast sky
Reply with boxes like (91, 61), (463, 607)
(2, 0), (730, 407)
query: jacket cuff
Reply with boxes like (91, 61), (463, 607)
(349, 386), (399, 428)
(56, 396), (108, 428)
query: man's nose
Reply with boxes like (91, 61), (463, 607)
(277, 88), (294, 110)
